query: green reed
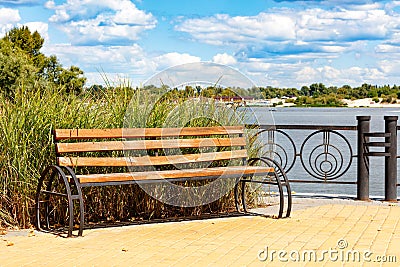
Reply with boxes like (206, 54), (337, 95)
(0, 83), (255, 228)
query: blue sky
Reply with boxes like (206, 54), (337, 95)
(1, 0), (400, 88)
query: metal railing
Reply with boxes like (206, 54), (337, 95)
(247, 115), (400, 201)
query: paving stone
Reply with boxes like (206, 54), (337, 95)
(1, 198), (400, 266)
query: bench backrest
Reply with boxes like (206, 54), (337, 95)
(54, 126), (248, 170)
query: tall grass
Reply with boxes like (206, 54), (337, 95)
(0, 83), (133, 228)
(0, 82), (253, 228)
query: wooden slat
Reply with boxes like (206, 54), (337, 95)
(76, 166), (274, 183)
(58, 149), (248, 167)
(56, 137), (247, 153)
(54, 126), (244, 140)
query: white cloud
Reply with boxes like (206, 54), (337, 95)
(0, 0), (40, 4)
(376, 44), (400, 53)
(319, 66), (341, 80)
(44, 0), (55, 9)
(295, 66), (320, 85)
(15, 1), (400, 89)
(212, 53), (237, 65)
(375, 60), (400, 84)
(346, 3), (382, 10)
(296, 9), (392, 42)
(176, 12), (296, 46)
(274, 0), (385, 9)
(23, 21), (49, 42)
(41, 40), (400, 88)
(220, 57), (393, 88)
(153, 52), (201, 70)
(293, 65), (387, 87)
(175, 6), (400, 58)
(0, 8), (20, 24)
(46, 0), (157, 45)
(0, 8), (20, 37)
(42, 43), (202, 85)
(42, 43), (147, 71)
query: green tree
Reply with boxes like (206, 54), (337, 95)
(184, 85), (194, 97)
(0, 26), (87, 96)
(3, 26), (44, 58)
(58, 66), (87, 94)
(300, 86), (310, 96)
(309, 83), (326, 97)
(221, 88), (236, 97)
(0, 40), (37, 99)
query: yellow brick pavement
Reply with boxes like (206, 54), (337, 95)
(1, 204), (400, 266)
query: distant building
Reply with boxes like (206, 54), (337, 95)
(214, 96), (255, 106)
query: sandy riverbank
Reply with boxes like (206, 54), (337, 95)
(270, 97), (400, 108)
(342, 98), (400, 108)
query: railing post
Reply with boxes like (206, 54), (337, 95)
(357, 116), (370, 201)
(384, 116), (398, 202)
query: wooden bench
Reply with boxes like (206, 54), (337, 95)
(35, 126), (291, 237)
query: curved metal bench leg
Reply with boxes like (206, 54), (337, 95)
(271, 160), (292, 218)
(36, 166), (54, 231)
(241, 172), (284, 218)
(261, 157), (292, 218)
(274, 171), (284, 218)
(234, 182), (240, 212)
(245, 157), (292, 218)
(241, 180), (248, 212)
(35, 165), (75, 237)
(234, 178), (248, 213)
(63, 167), (85, 236)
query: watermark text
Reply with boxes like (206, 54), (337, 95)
(258, 239), (397, 263)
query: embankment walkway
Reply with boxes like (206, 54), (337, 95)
(1, 198), (399, 266)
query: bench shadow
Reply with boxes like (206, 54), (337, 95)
(40, 211), (277, 238)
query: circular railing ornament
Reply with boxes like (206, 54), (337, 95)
(252, 129), (297, 173)
(300, 130), (353, 180)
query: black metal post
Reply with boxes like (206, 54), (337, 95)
(357, 116), (370, 201)
(384, 116), (398, 202)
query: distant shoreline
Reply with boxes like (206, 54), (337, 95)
(266, 97), (400, 108)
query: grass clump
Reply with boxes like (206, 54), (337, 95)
(0, 82), (251, 228)
(0, 82), (133, 228)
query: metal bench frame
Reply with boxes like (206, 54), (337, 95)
(35, 126), (291, 237)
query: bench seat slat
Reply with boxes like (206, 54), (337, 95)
(76, 166), (274, 183)
(58, 149), (248, 167)
(56, 137), (247, 153)
(55, 126), (244, 140)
